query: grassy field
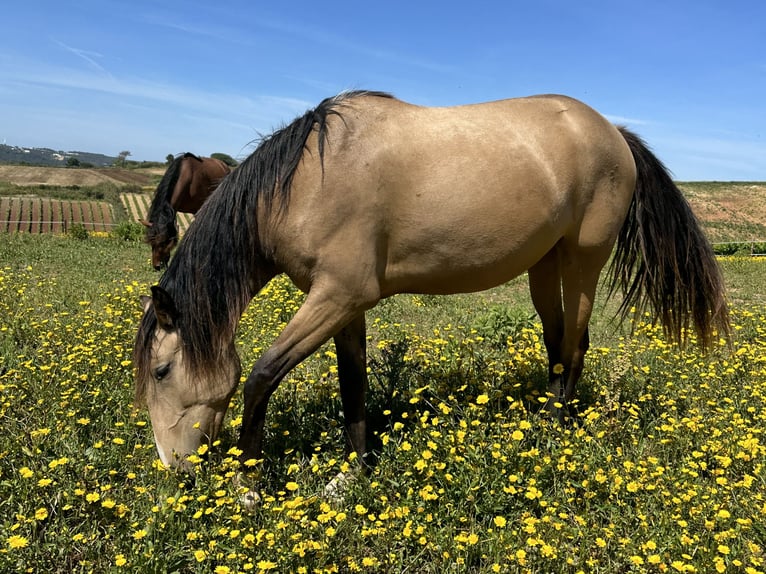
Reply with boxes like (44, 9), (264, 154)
(0, 231), (765, 573)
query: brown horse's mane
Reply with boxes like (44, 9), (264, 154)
(134, 91), (393, 402)
(145, 153), (203, 245)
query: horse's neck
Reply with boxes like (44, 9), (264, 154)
(170, 163), (205, 212)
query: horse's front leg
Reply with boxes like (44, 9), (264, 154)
(319, 313), (370, 503)
(334, 314), (368, 462)
(237, 288), (369, 464)
(236, 312), (369, 465)
(236, 347), (285, 464)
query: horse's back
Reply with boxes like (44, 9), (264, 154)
(173, 156), (230, 213)
(281, 94), (636, 297)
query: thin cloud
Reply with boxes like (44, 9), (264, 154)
(53, 39), (112, 78)
(650, 133), (766, 180)
(2, 57), (310, 125)
(145, 11), (454, 76)
(140, 13), (251, 46)
(242, 15), (456, 75)
(604, 114), (650, 126)
(671, 135), (766, 164)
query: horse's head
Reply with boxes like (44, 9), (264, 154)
(134, 286), (241, 470)
(141, 219), (179, 270)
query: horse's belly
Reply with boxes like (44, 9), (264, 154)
(381, 224), (558, 296)
(386, 264), (529, 296)
(375, 176), (567, 296)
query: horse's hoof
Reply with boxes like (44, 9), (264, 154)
(233, 472), (261, 512)
(323, 471), (357, 504)
(240, 488), (261, 512)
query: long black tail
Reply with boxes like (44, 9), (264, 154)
(608, 127), (730, 350)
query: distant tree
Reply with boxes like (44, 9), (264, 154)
(166, 154), (175, 165)
(117, 150), (131, 167)
(211, 152), (238, 167)
(66, 157), (81, 168)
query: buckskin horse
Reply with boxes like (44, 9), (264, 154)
(142, 152), (231, 269)
(133, 91), (729, 475)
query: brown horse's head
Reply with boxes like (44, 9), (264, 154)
(141, 217), (178, 270)
(134, 286), (241, 469)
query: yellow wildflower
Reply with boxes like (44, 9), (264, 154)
(7, 535), (29, 549)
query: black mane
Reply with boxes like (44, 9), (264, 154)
(134, 91), (393, 400)
(145, 153), (202, 243)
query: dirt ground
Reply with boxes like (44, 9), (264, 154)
(0, 165), (158, 187)
(680, 183), (766, 223)
(679, 182), (766, 242)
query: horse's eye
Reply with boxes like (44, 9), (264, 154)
(154, 363), (171, 381)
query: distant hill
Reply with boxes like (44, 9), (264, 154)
(0, 143), (116, 167)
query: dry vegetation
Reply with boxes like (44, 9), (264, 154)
(0, 165), (159, 188)
(679, 182), (766, 242)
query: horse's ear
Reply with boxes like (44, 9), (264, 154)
(150, 286), (179, 330)
(139, 219), (153, 228)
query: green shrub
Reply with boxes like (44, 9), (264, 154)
(112, 221), (145, 242)
(714, 241), (766, 256)
(67, 223), (89, 240)
(713, 242), (739, 256)
(472, 304), (537, 349)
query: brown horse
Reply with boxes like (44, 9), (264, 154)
(142, 152), (231, 269)
(133, 91), (729, 472)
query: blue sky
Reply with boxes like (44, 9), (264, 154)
(1, 0), (764, 180)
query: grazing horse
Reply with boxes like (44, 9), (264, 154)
(133, 91), (729, 472)
(142, 152), (231, 269)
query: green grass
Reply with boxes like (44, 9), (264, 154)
(1, 234), (765, 573)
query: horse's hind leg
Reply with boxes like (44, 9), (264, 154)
(529, 243), (605, 419)
(527, 247), (566, 405)
(564, 326), (589, 402)
(558, 244), (611, 407)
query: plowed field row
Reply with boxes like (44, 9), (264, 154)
(0, 197), (114, 233)
(120, 193), (193, 233)
(0, 194), (194, 234)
